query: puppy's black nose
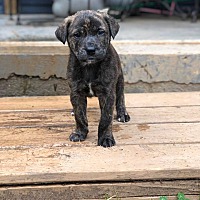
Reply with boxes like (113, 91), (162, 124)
(86, 46), (96, 55)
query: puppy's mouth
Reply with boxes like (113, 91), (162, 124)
(77, 49), (106, 65)
(87, 56), (95, 62)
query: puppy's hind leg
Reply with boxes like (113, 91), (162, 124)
(69, 94), (88, 142)
(116, 74), (130, 123)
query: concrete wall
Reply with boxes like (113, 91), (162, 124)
(0, 41), (200, 96)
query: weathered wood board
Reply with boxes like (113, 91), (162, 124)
(0, 92), (199, 199)
(0, 182), (199, 200)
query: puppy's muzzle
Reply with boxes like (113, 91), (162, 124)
(86, 44), (96, 56)
(78, 42), (106, 65)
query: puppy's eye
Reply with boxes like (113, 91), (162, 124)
(98, 29), (105, 35)
(73, 32), (81, 38)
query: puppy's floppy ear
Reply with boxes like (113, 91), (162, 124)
(100, 12), (119, 39)
(55, 17), (72, 44)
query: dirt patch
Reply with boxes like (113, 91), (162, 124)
(137, 124), (150, 131)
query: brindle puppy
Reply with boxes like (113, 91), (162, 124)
(55, 10), (130, 147)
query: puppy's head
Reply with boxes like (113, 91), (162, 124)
(55, 10), (119, 65)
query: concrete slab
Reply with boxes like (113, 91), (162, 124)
(0, 41), (200, 96)
(1, 41), (200, 84)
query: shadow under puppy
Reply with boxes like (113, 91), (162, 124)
(55, 10), (130, 147)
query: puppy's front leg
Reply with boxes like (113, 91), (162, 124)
(98, 92), (116, 147)
(69, 93), (88, 142)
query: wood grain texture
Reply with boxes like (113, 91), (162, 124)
(0, 92), (199, 111)
(0, 106), (199, 128)
(1, 123), (200, 149)
(0, 144), (200, 184)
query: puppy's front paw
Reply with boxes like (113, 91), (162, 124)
(117, 112), (130, 123)
(98, 135), (116, 147)
(69, 131), (87, 142)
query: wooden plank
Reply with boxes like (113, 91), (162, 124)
(0, 144), (199, 184)
(0, 106), (199, 128)
(0, 181), (199, 199)
(0, 96), (73, 111)
(0, 92), (199, 111)
(125, 92), (200, 108)
(0, 123), (200, 149)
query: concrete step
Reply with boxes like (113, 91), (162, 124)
(0, 41), (200, 96)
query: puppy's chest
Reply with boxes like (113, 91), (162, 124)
(83, 66), (98, 82)
(83, 66), (99, 97)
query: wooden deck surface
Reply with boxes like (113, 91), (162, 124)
(0, 92), (199, 199)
